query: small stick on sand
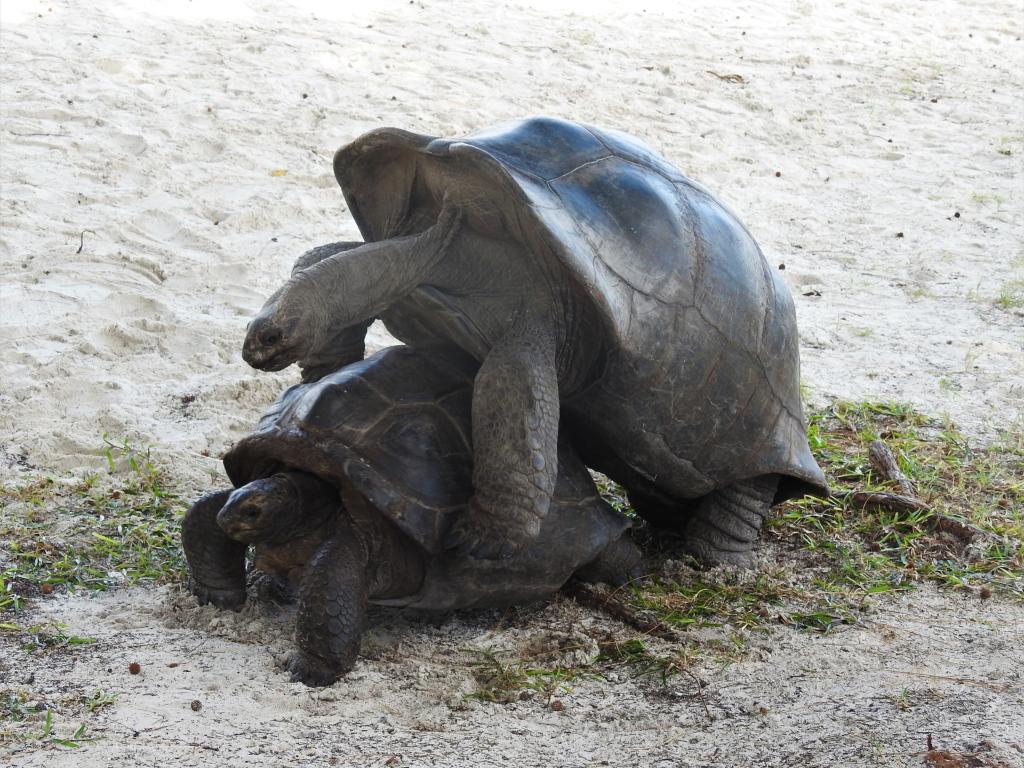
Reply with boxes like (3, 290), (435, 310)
(683, 669), (715, 723)
(562, 580), (681, 643)
(706, 70), (746, 84)
(76, 229), (96, 255)
(867, 440), (916, 496)
(850, 491), (929, 513)
(856, 440), (982, 542)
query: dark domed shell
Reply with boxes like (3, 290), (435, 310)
(333, 117), (827, 501)
(224, 346), (477, 553)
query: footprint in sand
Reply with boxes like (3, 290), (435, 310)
(131, 317), (170, 334)
(109, 131), (148, 156)
(99, 322), (156, 352)
(799, 326), (840, 350)
(14, 107), (82, 123)
(128, 209), (219, 253)
(194, 139), (226, 162)
(117, 254), (167, 285)
(94, 58), (125, 75)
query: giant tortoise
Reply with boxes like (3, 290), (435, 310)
(182, 345), (640, 686)
(241, 117), (827, 566)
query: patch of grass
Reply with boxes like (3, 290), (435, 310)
(29, 709), (92, 749)
(82, 690), (118, 714)
(468, 647), (583, 704)
(592, 473), (633, 515)
(6, 622), (96, 653)
(1, 692), (36, 723)
(1, 693), (98, 750)
(771, 401), (1023, 598)
(594, 400), (1022, 649)
(970, 192), (1007, 206)
(628, 571), (855, 631)
(467, 635), (702, 705)
(0, 437), (185, 614)
(625, 564), (869, 641)
(594, 637), (694, 682)
(994, 280), (1024, 310)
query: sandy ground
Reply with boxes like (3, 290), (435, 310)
(1, 0), (1023, 765)
(3, 581), (1024, 767)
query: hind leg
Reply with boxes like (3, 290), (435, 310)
(181, 490), (248, 610)
(574, 532), (644, 587)
(682, 475), (778, 568)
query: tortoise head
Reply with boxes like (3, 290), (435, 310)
(244, 208), (461, 373)
(242, 274), (330, 372)
(217, 473), (333, 544)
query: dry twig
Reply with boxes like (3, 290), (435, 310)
(868, 440), (916, 496)
(706, 70), (746, 83)
(562, 581), (681, 643)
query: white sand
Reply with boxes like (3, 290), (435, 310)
(1, 0), (1023, 765)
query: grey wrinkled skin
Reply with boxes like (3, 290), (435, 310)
(242, 117), (828, 566)
(182, 345), (641, 687)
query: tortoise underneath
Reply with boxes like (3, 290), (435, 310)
(182, 346), (640, 686)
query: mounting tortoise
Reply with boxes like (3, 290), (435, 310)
(182, 345), (641, 686)
(242, 117), (828, 566)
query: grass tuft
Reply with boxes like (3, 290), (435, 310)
(596, 400), (1023, 663)
(468, 647), (583, 704)
(994, 280), (1024, 310)
(467, 636), (699, 705)
(774, 400), (1022, 596)
(0, 437), (185, 613)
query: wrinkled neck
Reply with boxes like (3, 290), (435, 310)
(261, 471), (339, 544)
(338, 482), (425, 600)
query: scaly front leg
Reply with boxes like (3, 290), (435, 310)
(289, 515), (369, 686)
(181, 490), (248, 610)
(291, 242), (371, 383)
(446, 318), (560, 559)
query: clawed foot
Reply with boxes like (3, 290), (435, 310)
(247, 570), (296, 605)
(190, 581), (247, 611)
(286, 650), (346, 687)
(680, 531), (757, 570)
(680, 478), (776, 570)
(443, 499), (537, 560)
(574, 534), (645, 587)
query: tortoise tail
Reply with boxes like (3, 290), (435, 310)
(574, 532), (644, 587)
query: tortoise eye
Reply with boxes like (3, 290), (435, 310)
(261, 328), (282, 346)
